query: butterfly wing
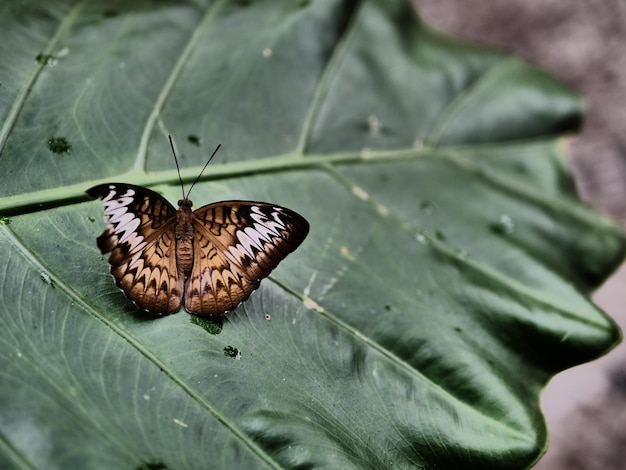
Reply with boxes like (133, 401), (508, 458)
(87, 183), (183, 315)
(185, 202), (309, 316)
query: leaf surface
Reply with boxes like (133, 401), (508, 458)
(0, 1), (623, 469)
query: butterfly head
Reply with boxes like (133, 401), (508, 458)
(178, 198), (193, 208)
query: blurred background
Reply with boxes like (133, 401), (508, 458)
(412, 1), (626, 468)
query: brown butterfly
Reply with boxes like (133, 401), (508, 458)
(87, 137), (309, 316)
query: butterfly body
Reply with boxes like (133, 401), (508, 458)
(174, 199), (195, 277)
(87, 183), (308, 316)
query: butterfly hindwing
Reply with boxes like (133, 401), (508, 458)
(185, 202), (309, 315)
(87, 183), (184, 314)
(183, 231), (258, 315)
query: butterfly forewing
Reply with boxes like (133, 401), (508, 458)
(185, 202), (309, 315)
(87, 183), (184, 314)
(88, 185), (309, 317)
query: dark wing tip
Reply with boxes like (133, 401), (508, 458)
(86, 184), (111, 200)
(297, 213), (310, 238)
(285, 208), (310, 244)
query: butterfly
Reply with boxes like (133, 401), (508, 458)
(87, 137), (309, 316)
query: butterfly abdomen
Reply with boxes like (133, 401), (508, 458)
(175, 199), (195, 278)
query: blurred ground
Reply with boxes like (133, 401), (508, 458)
(412, 1), (626, 469)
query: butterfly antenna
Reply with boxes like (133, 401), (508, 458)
(186, 143), (221, 198)
(168, 135), (186, 199)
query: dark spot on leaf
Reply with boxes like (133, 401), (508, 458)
(136, 461), (168, 470)
(190, 316), (222, 335)
(489, 214), (515, 235)
(103, 9), (119, 17)
(454, 327), (463, 333)
(47, 137), (71, 154)
(420, 200), (434, 214)
(435, 230), (446, 241)
(87, 216), (95, 222)
(384, 305), (391, 311)
(187, 134), (201, 146)
(224, 345), (239, 358)
(36, 53), (55, 65)
(0, 216), (10, 225)
(236, 0), (253, 5)
(489, 222), (505, 234)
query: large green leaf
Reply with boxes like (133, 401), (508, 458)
(0, 1), (623, 469)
